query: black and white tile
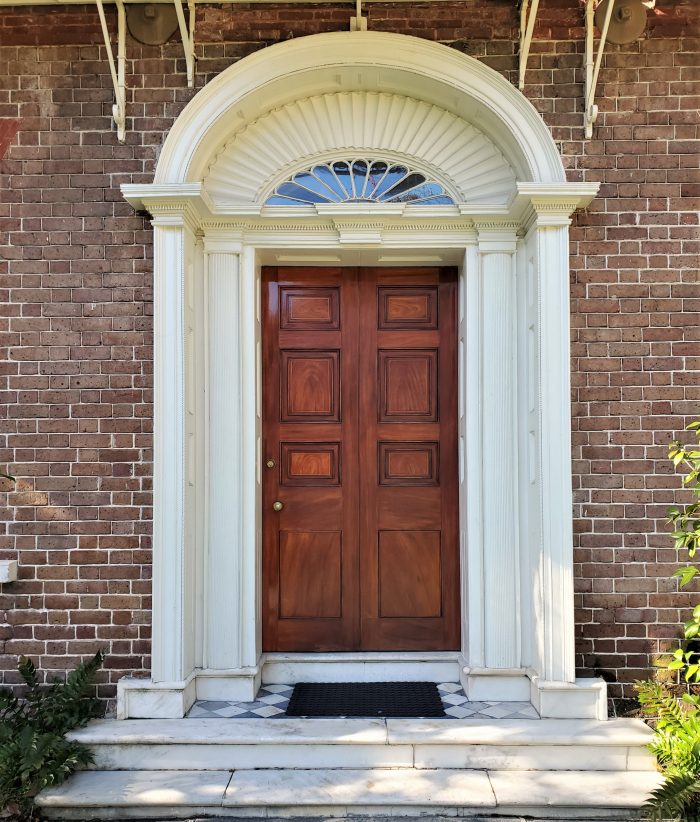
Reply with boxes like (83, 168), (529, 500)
(187, 682), (539, 720)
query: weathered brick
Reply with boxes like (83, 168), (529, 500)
(0, 0), (697, 710)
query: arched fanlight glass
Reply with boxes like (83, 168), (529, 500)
(265, 158), (455, 206)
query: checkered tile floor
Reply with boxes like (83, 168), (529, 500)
(187, 683), (540, 720)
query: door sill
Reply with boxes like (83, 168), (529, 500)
(261, 651), (461, 685)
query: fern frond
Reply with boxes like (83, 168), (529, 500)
(644, 772), (700, 822)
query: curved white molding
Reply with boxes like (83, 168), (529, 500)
(154, 31), (566, 187)
(203, 92), (517, 207)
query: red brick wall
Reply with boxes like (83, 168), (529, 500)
(0, 0), (697, 708)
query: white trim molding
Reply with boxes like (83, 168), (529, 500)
(117, 31), (603, 721)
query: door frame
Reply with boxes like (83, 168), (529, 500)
(117, 29), (606, 720)
(198, 227), (547, 693)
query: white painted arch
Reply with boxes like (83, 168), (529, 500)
(119, 31), (604, 721)
(155, 31), (566, 188)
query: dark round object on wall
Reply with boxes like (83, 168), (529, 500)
(126, 4), (180, 46)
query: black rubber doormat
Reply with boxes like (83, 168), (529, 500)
(285, 681), (446, 717)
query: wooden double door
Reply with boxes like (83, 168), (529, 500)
(262, 267), (460, 652)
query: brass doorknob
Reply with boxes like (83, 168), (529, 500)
(272, 501), (284, 512)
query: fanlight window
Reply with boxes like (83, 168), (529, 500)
(265, 159), (455, 206)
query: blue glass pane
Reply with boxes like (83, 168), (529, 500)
(382, 173), (427, 201)
(331, 161), (353, 197)
(374, 166), (410, 199)
(312, 165), (346, 200)
(386, 181), (445, 202)
(277, 181), (327, 204)
(292, 171), (338, 202)
(351, 160), (369, 199)
(365, 161), (389, 198)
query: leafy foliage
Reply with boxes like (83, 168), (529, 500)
(634, 421), (700, 821)
(637, 681), (700, 821)
(666, 422), (700, 684)
(0, 651), (104, 819)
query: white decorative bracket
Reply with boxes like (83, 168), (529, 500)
(96, 0), (126, 143)
(350, 0), (367, 31)
(518, 0), (540, 90)
(174, 0), (197, 88)
(584, 0), (614, 138)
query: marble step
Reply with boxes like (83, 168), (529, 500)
(68, 717), (657, 772)
(37, 767), (664, 820)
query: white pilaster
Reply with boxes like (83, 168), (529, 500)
(150, 215), (195, 685)
(462, 242), (483, 668)
(534, 211), (576, 684)
(200, 236), (260, 700)
(476, 225), (520, 671)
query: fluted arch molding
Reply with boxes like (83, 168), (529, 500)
(154, 31), (567, 189)
(204, 92), (518, 207)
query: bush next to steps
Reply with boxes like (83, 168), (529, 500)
(0, 650), (104, 820)
(636, 421), (700, 822)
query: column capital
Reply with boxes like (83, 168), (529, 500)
(474, 222), (518, 254)
(203, 232), (244, 254)
(122, 182), (212, 233)
(512, 182), (600, 229)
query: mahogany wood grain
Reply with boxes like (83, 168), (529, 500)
(262, 266), (459, 652)
(359, 267), (460, 650)
(263, 268), (360, 651)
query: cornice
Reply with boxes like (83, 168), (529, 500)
(510, 181), (601, 230)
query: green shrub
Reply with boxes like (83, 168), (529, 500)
(0, 650), (104, 820)
(637, 681), (700, 821)
(634, 421), (700, 821)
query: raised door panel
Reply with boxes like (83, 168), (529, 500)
(281, 350), (340, 422)
(378, 349), (438, 422)
(378, 286), (438, 330)
(281, 442), (341, 486)
(280, 287), (340, 331)
(379, 441), (439, 486)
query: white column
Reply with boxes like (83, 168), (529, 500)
(201, 236), (259, 700)
(147, 212), (202, 691)
(534, 214), (576, 684)
(462, 241), (484, 667)
(476, 226), (520, 671)
(206, 245), (242, 671)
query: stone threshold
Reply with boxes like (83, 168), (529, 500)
(187, 683), (539, 720)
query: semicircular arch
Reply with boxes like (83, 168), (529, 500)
(154, 31), (566, 188)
